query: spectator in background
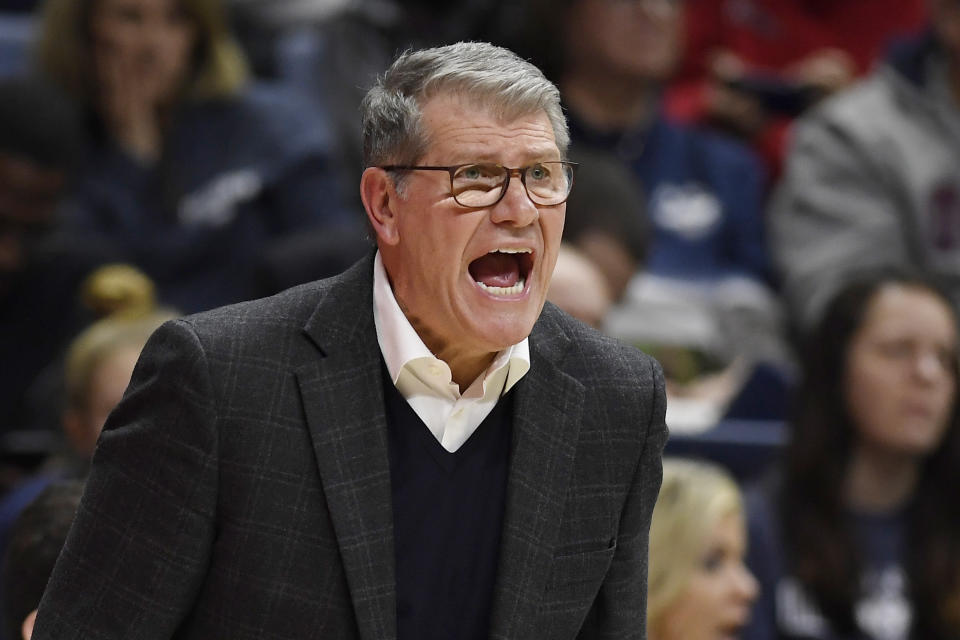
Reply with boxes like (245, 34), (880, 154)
(770, 0), (960, 332)
(546, 243), (613, 329)
(511, 0), (792, 428)
(0, 75), (114, 439)
(561, 147), (648, 302)
(35, 0), (362, 314)
(268, 0), (512, 206)
(744, 268), (960, 640)
(59, 264), (177, 461)
(0, 264), (175, 637)
(648, 457), (758, 640)
(549, 0), (772, 288)
(665, 0), (927, 178)
(1, 481), (83, 640)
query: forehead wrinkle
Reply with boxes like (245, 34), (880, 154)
(426, 124), (560, 164)
(420, 95), (559, 163)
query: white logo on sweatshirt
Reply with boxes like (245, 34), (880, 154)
(775, 567), (910, 640)
(178, 169), (263, 228)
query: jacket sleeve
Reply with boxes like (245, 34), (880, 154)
(770, 97), (910, 329)
(32, 319), (219, 639)
(576, 356), (669, 639)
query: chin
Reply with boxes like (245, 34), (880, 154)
(472, 314), (537, 351)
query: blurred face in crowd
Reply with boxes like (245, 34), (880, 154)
(89, 0), (198, 108)
(0, 153), (63, 292)
(654, 511), (758, 640)
(844, 284), (958, 460)
(367, 93), (566, 385)
(565, 0), (682, 83)
(63, 344), (140, 457)
(546, 243), (613, 328)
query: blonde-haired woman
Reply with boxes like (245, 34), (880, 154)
(34, 0), (359, 313)
(61, 264), (177, 456)
(10, 264), (173, 476)
(0, 265), (176, 618)
(648, 458), (759, 640)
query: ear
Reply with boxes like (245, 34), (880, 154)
(22, 609), (36, 640)
(360, 167), (401, 246)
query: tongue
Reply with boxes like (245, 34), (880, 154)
(470, 252), (521, 288)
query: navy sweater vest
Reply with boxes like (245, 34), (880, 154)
(383, 368), (514, 640)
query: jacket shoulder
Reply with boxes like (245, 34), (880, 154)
(536, 303), (664, 385)
(179, 257), (371, 350)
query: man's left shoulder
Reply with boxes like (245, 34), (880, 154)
(532, 305), (667, 453)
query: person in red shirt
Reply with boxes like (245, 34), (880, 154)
(665, 0), (928, 178)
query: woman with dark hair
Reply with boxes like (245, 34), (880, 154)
(744, 268), (960, 640)
(34, 0), (361, 313)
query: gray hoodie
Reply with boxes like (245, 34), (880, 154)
(771, 32), (960, 329)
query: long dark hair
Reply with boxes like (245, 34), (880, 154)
(780, 267), (960, 638)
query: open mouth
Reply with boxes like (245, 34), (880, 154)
(468, 248), (534, 297)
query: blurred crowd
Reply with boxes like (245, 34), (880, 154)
(2, 0), (960, 639)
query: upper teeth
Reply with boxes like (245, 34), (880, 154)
(494, 248), (531, 254)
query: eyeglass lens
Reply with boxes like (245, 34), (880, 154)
(451, 162), (573, 207)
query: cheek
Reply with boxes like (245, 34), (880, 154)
(924, 382), (957, 443)
(659, 581), (719, 639)
(394, 230), (466, 304)
(844, 355), (892, 423)
(163, 29), (196, 73)
(540, 215), (565, 266)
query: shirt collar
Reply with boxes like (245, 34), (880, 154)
(372, 251), (530, 394)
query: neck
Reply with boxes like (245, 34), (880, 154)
(403, 311), (497, 392)
(436, 348), (497, 393)
(561, 68), (657, 131)
(844, 444), (920, 513)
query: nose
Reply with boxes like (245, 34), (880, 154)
(489, 169), (539, 227)
(142, 20), (171, 54)
(734, 563), (759, 602)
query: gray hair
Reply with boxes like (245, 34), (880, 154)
(361, 41), (569, 168)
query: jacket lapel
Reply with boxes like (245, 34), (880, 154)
(295, 255), (398, 640)
(489, 307), (586, 639)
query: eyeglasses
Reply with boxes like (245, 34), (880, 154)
(379, 161), (577, 208)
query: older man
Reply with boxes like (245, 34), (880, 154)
(32, 42), (667, 640)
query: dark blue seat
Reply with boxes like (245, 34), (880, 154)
(665, 419), (787, 484)
(0, 12), (35, 78)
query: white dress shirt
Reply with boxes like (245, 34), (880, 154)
(372, 252), (530, 452)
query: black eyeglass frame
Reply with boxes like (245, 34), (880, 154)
(379, 161), (578, 208)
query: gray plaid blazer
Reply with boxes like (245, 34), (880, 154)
(33, 253), (667, 640)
